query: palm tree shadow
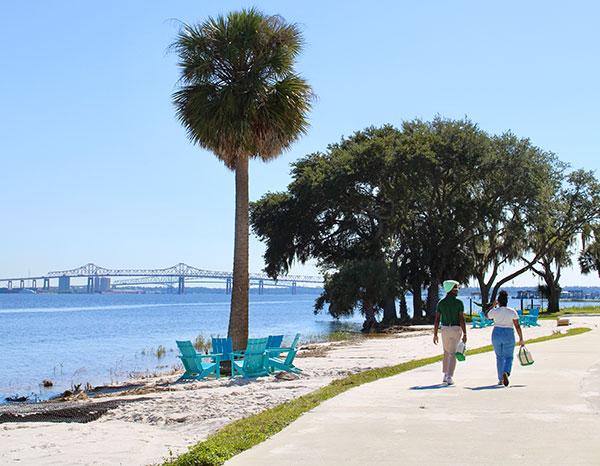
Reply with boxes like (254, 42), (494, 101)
(409, 383), (448, 390)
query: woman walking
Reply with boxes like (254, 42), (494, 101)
(486, 290), (525, 386)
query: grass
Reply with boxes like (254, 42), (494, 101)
(538, 305), (600, 319)
(156, 345), (167, 359)
(165, 327), (591, 466)
(326, 330), (362, 342)
(193, 335), (212, 353)
(464, 305), (600, 322)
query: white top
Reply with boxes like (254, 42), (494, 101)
(488, 306), (518, 328)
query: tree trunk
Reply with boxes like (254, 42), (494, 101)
(361, 300), (378, 333)
(425, 279), (440, 321)
(476, 274), (490, 310)
(546, 284), (560, 313)
(542, 267), (561, 314)
(534, 260), (561, 315)
(399, 293), (409, 322)
(412, 283), (423, 320)
(227, 155), (249, 351)
(381, 293), (398, 326)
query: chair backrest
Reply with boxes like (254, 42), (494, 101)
(212, 337), (233, 359)
(266, 335), (284, 349)
(530, 307), (540, 317)
(242, 337), (268, 373)
(517, 309), (523, 316)
(176, 340), (198, 358)
(176, 340), (203, 373)
(284, 333), (301, 365)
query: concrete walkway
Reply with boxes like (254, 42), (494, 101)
(228, 326), (600, 465)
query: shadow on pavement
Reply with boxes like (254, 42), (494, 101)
(464, 385), (504, 391)
(465, 384), (527, 391)
(409, 384), (448, 390)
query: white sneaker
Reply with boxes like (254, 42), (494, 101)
(442, 374), (448, 384)
(446, 376), (454, 386)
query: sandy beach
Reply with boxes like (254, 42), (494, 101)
(1, 316), (597, 466)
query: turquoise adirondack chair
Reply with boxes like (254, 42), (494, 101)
(211, 337), (233, 361)
(266, 335), (284, 349)
(267, 333), (302, 374)
(176, 340), (220, 380)
(471, 311), (493, 329)
(521, 307), (541, 327)
(231, 338), (270, 378)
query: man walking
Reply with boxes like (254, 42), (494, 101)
(433, 280), (467, 385)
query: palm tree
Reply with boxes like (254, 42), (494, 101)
(579, 225), (600, 278)
(172, 9), (312, 349)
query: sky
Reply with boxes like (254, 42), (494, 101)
(1, 1), (599, 287)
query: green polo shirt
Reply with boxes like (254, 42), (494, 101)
(436, 295), (464, 326)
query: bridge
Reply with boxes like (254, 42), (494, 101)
(0, 263), (323, 294)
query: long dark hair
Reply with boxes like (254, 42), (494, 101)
(498, 290), (509, 307)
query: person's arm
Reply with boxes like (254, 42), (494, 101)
(433, 312), (440, 345)
(513, 319), (524, 346)
(459, 309), (467, 343)
(483, 300), (498, 317)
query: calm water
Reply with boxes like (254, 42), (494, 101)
(0, 290), (362, 402)
(1, 291), (597, 402)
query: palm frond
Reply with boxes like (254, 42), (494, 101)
(171, 9), (313, 169)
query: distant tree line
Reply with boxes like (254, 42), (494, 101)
(250, 118), (600, 330)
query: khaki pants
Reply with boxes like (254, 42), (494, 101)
(441, 326), (462, 377)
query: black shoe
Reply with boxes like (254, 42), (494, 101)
(502, 372), (509, 387)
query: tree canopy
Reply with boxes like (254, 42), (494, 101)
(250, 118), (600, 328)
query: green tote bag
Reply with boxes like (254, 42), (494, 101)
(518, 345), (534, 366)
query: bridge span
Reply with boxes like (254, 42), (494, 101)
(0, 263), (322, 294)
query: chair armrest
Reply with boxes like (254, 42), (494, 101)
(267, 346), (293, 353)
(203, 353), (222, 363)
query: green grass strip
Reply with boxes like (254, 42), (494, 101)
(538, 305), (600, 319)
(166, 327), (591, 466)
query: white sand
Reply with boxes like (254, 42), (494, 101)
(1, 317), (596, 466)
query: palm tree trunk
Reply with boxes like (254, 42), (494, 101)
(228, 155), (249, 351)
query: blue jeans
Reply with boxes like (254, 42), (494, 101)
(491, 327), (515, 380)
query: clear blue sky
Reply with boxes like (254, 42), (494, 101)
(1, 1), (599, 286)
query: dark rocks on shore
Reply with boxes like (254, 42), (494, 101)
(5, 395), (29, 403)
(0, 397), (152, 424)
(42, 379), (53, 388)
